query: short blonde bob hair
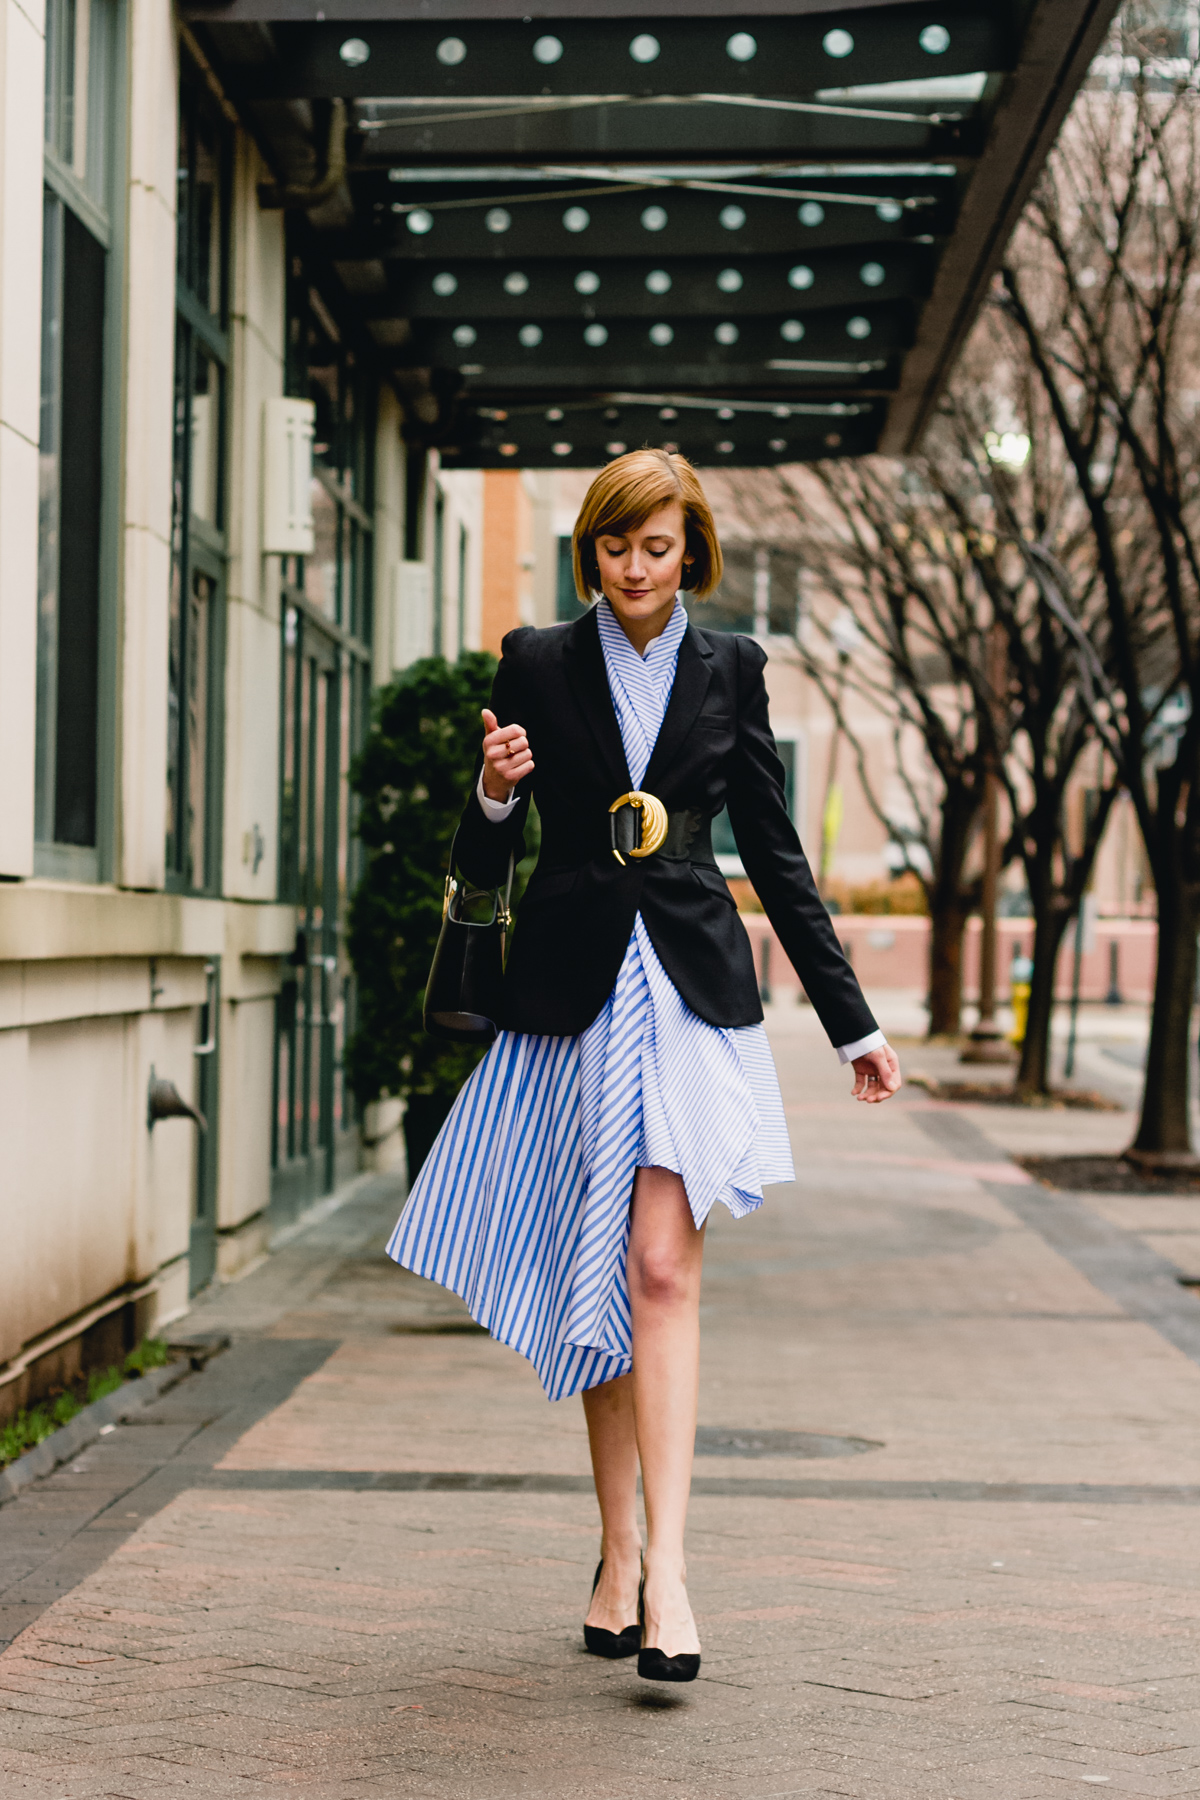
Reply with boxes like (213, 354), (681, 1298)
(572, 447), (723, 601)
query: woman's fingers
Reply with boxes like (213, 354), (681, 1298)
(500, 752), (535, 779)
(480, 708), (534, 797)
(850, 1045), (901, 1103)
(482, 713), (528, 753)
(482, 711), (532, 772)
(485, 728), (528, 758)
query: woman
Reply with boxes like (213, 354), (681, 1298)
(387, 449), (900, 1682)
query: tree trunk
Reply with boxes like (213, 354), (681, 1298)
(927, 901), (969, 1037)
(1014, 906), (1071, 1098)
(1131, 865), (1200, 1159)
(925, 779), (980, 1039)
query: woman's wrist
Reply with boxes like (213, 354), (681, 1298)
(476, 769), (518, 820)
(481, 766), (514, 801)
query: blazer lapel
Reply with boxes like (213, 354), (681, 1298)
(562, 606), (631, 793)
(642, 624), (714, 792)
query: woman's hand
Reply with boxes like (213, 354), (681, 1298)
(481, 707), (535, 800)
(850, 1044), (901, 1103)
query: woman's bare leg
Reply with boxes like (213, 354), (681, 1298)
(628, 1164), (705, 1657)
(581, 1373), (642, 1632)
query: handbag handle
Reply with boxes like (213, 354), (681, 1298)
(442, 831), (515, 935)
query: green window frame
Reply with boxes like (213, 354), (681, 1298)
(165, 54), (232, 896)
(272, 265), (375, 1214)
(35, 0), (125, 881)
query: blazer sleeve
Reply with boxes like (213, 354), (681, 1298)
(453, 630), (533, 888)
(725, 635), (879, 1048)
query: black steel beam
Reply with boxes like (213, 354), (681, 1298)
(216, 7), (1015, 101)
(184, 0), (950, 21)
(340, 98), (970, 165)
(455, 396), (879, 441)
(450, 358), (900, 396)
(403, 301), (911, 371)
(346, 244), (933, 320)
(440, 406), (879, 466)
(341, 178), (958, 262)
(439, 439), (873, 468)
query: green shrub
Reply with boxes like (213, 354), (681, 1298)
(86, 1367), (123, 1405)
(345, 652), (538, 1116)
(0, 1397), (79, 1465)
(0, 1337), (174, 1467)
(124, 1337), (169, 1377)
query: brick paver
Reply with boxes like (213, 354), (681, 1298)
(3, 1003), (1200, 1797)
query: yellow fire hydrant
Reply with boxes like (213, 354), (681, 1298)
(1009, 951), (1033, 1047)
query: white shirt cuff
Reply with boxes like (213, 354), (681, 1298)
(836, 1028), (887, 1065)
(476, 768), (520, 822)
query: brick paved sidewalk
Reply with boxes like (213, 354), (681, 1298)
(2, 1005), (1200, 1798)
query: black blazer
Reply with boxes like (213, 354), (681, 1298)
(455, 606), (879, 1046)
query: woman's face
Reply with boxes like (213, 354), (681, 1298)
(593, 500), (693, 632)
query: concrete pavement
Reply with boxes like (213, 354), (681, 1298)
(2, 1001), (1200, 1797)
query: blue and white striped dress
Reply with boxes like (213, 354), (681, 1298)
(386, 599), (795, 1401)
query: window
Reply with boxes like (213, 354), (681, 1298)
(166, 60), (231, 893)
(691, 546), (801, 639)
(557, 534), (587, 619)
(35, 0), (121, 878)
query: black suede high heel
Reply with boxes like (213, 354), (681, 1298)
(637, 1576), (701, 1683)
(583, 1559), (641, 1658)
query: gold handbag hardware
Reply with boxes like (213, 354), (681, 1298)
(608, 790), (669, 865)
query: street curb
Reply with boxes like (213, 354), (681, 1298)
(0, 1334), (229, 1507)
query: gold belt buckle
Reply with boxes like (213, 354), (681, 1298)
(608, 790), (669, 866)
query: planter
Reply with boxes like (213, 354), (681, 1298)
(362, 1095), (406, 1173)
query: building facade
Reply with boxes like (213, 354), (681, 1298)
(0, 1), (507, 1416)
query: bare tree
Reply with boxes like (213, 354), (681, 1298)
(775, 459), (991, 1038)
(930, 369), (1124, 1097)
(998, 4), (1200, 1158)
(722, 369), (1124, 1087)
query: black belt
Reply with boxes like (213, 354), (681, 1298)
(608, 790), (710, 865)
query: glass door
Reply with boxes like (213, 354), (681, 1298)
(271, 262), (372, 1224)
(271, 599), (359, 1221)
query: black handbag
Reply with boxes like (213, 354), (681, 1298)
(423, 833), (515, 1042)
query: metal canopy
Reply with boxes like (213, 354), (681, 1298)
(185, 0), (1120, 468)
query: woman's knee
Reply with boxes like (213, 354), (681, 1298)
(629, 1242), (694, 1308)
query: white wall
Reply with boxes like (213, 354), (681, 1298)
(373, 386), (405, 684)
(223, 132), (285, 905)
(435, 467), (485, 656)
(118, 0), (177, 889)
(0, 987), (201, 1371)
(523, 469), (559, 627)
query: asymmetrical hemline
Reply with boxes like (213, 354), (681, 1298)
(385, 599), (796, 1402)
